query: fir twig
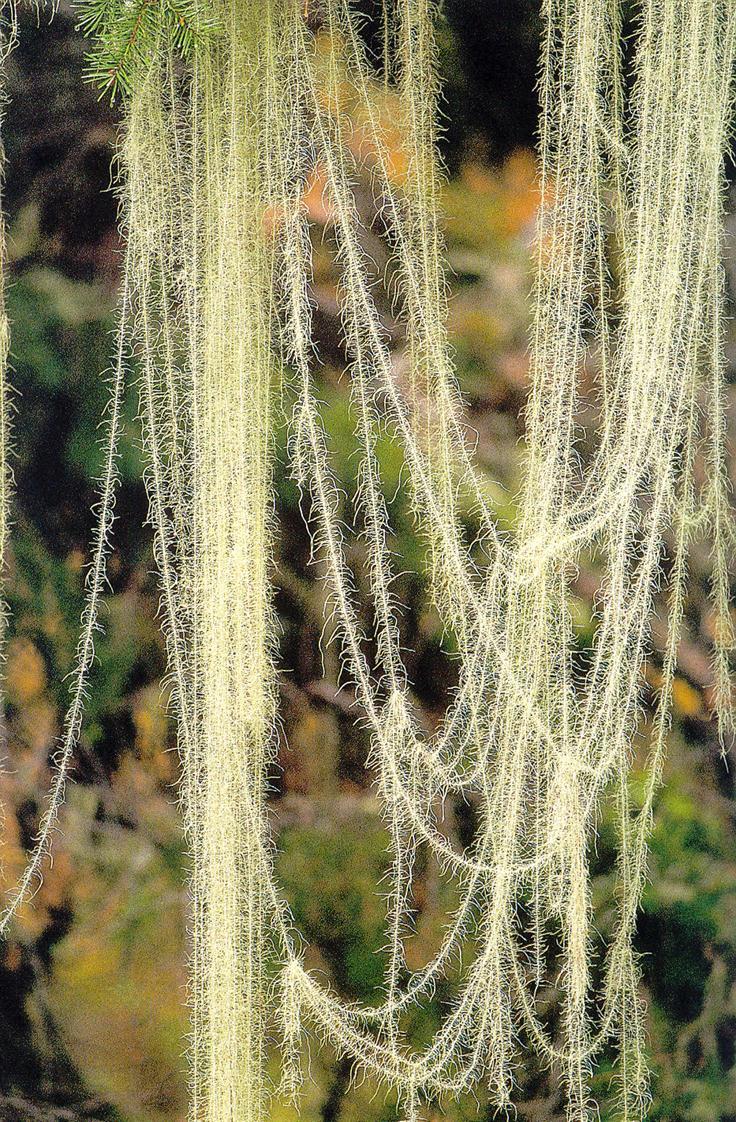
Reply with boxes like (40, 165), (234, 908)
(75, 0), (216, 101)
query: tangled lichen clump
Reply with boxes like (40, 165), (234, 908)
(0, 1), (734, 1121)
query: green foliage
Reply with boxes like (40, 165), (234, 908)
(75, 0), (216, 101)
(278, 821), (390, 1000)
(6, 271), (143, 539)
(639, 757), (736, 1122)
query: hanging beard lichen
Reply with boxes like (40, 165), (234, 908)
(0, 0), (130, 937)
(123, 6), (279, 1116)
(0, 1), (735, 1120)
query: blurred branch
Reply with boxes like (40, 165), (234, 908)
(0, 1096), (110, 1122)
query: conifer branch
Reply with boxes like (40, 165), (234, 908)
(75, 0), (216, 101)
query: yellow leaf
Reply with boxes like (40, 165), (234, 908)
(5, 638), (46, 703)
(672, 676), (702, 718)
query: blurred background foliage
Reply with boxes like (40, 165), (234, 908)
(0, 3), (734, 1121)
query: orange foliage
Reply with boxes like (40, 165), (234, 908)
(5, 637), (46, 703)
(459, 150), (542, 241)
